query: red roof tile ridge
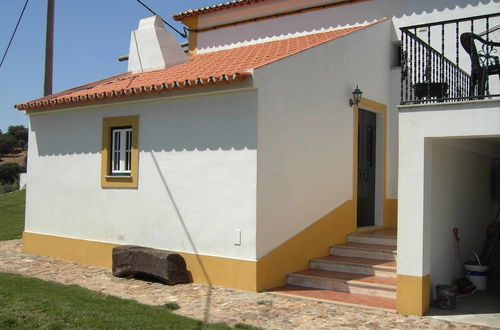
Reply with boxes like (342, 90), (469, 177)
(24, 72), (132, 104)
(15, 72), (251, 111)
(173, 0), (266, 21)
(197, 18), (387, 55)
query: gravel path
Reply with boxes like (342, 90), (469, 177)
(0, 239), (492, 329)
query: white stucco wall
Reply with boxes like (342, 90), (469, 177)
(429, 139), (497, 290)
(25, 88), (258, 261)
(19, 173), (27, 190)
(398, 100), (500, 277)
(195, 0), (499, 52)
(254, 20), (393, 258)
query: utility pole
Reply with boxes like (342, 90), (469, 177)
(44, 0), (54, 96)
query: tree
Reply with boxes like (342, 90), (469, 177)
(7, 125), (28, 144)
(0, 162), (21, 184)
(0, 134), (17, 156)
(16, 140), (26, 149)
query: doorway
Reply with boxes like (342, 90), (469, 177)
(357, 109), (376, 227)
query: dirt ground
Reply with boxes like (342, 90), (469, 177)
(0, 150), (27, 167)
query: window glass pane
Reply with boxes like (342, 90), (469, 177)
(111, 127), (132, 175)
(114, 131), (120, 151)
(113, 130), (120, 172)
(125, 130), (131, 171)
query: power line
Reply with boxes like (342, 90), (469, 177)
(134, 0), (188, 39)
(0, 0), (30, 69)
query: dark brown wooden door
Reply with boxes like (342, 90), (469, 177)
(357, 109), (376, 227)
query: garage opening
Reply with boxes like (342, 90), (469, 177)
(425, 137), (500, 325)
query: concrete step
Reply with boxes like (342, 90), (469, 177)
(310, 255), (397, 278)
(348, 230), (397, 246)
(330, 242), (397, 261)
(287, 269), (396, 299)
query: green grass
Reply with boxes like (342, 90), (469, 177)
(0, 189), (25, 241)
(0, 273), (260, 329)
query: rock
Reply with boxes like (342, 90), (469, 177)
(112, 245), (188, 285)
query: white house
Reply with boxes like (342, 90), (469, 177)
(16, 0), (500, 316)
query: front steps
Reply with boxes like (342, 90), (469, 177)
(310, 255), (396, 277)
(287, 269), (396, 298)
(329, 242), (396, 261)
(282, 228), (397, 310)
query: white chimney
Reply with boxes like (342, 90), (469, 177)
(127, 15), (187, 74)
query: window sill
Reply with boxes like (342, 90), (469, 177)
(101, 175), (136, 188)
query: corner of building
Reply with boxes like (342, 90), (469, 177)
(396, 274), (430, 316)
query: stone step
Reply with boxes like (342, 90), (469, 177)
(269, 285), (397, 312)
(348, 230), (397, 246)
(287, 269), (396, 299)
(310, 255), (397, 278)
(330, 242), (397, 261)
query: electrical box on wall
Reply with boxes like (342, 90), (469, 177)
(234, 229), (241, 246)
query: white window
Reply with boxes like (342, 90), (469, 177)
(111, 127), (132, 175)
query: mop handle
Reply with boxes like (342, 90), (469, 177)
(453, 227), (465, 277)
(453, 228), (460, 242)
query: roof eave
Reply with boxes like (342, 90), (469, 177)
(15, 72), (252, 112)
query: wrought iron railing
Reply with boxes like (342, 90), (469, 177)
(400, 13), (500, 105)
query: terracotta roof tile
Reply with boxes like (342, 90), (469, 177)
(172, 0), (266, 21)
(16, 24), (371, 111)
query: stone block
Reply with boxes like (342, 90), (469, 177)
(112, 245), (188, 285)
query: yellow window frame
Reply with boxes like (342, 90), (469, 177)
(101, 115), (139, 188)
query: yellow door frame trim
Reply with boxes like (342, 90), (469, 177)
(353, 98), (388, 230)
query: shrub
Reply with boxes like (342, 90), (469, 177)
(163, 302), (180, 311)
(0, 163), (21, 185)
(0, 181), (19, 194)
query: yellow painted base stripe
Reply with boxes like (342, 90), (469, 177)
(256, 200), (356, 291)
(23, 232), (119, 268)
(383, 199), (397, 228)
(22, 196), (397, 294)
(22, 232), (257, 291)
(182, 253), (256, 291)
(396, 274), (430, 315)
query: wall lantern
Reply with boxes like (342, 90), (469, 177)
(349, 85), (363, 106)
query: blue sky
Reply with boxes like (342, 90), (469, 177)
(0, 0), (224, 132)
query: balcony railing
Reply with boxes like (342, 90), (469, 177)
(400, 13), (500, 105)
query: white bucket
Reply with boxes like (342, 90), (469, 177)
(464, 262), (489, 291)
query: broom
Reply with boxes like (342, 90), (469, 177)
(453, 228), (475, 294)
